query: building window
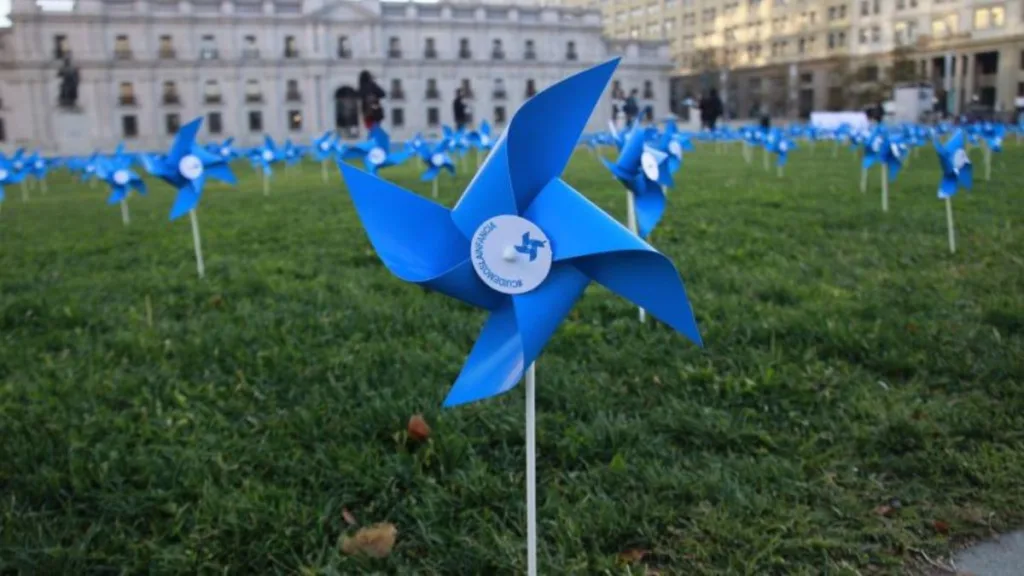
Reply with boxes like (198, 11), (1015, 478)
(492, 38), (505, 60)
(121, 115), (138, 138)
(458, 38), (471, 59)
(388, 36), (402, 59)
(493, 78), (507, 100)
(53, 34), (69, 60)
(245, 79), (262, 103)
(166, 113), (181, 135)
(337, 35), (351, 58)
(392, 108), (404, 127)
(426, 79), (439, 100)
(159, 35), (175, 59)
(390, 79), (405, 100)
(208, 111), (222, 134)
(288, 110), (302, 132)
(424, 37), (437, 59)
(643, 80), (654, 99)
(526, 79), (537, 98)
(566, 41), (577, 61)
(460, 79), (474, 99)
(248, 110), (263, 132)
(114, 34), (132, 59)
(284, 35), (298, 58)
(524, 39), (536, 60)
(286, 79), (301, 102)
(195, 80), (217, 106)
(494, 106), (506, 124)
(427, 107), (439, 127)
(243, 34), (259, 59)
(973, 6), (1005, 30)
(162, 81), (180, 105)
(119, 82), (136, 106)
(200, 34), (218, 60)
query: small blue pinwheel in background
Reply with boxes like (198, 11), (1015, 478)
(208, 137), (237, 162)
(600, 126), (674, 252)
(354, 125), (409, 174)
(28, 152), (51, 194)
(980, 123), (1004, 181)
(935, 129), (971, 254)
(339, 60), (701, 576)
(282, 139), (303, 169)
(0, 152), (28, 214)
(144, 117), (236, 278)
(415, 141), (456, 198)
(96, 151), (146, 225)
(656, 120), (693, 175)
(768, 131), (796, 176)
(252, 135), (281, 195)
(467, 120), (496, 168)
(311, 131), (337, 183)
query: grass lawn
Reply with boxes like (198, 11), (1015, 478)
(1, 141), (1022, 574)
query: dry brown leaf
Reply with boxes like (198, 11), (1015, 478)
(873, 505), (894, 517)
(407, 414), (431, 442)
(617, 549), (649, 564)
(340, 522), (397, 558)
(932, 520), (950, 535)
(342, 508), (357, 526)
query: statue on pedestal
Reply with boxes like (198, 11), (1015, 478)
(57, 56), (80, 109)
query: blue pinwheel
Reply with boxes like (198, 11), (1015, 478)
(311, 131), (337, 182)
(980, 123), (1004, 181)
(208, 137), (237, 162)
(282, 139), (303, 167)
(769, 132), (796, 172)
(656, 120), (693, 174)
(0, 152), (28, 210)
(417, 142), (455, 183)
(469, 120), (496, 152)
(601, 127), (674, 239)
(96, 152), (146, 225)
(338, 59), (701, 407)
(934, 130), (972, 254)
(144, 117), (236, 277)
(354, 125), (410, 174)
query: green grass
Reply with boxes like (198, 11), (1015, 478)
(1, 142), (1023, 574)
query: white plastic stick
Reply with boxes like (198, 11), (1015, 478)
(625, 191), (647, 323)
(121, 199), (130, 225)
(40, 179), (48, 194)
(776, 165), (783, 178)
(881, 164), (889, 213)
(984, 146), (992, 181)
(860, 167), (868, 194)
(832, 139), (838, 158)
(262, 172), (270, 196)
(945, 197), (956, 254)
(762, 147), (769, 171)
(525, 362), (537, 576)
(321, 160), (328, 184)
(189, 209), (205, 279)
(432, 178), (438, 198)
(20, 182), (28, 202)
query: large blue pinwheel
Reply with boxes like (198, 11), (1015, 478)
(96, 153), (146, 224)
(144, 117), (236, 277)
(934, 130), (972, 254)
(339, 59), (701, 407)
(600, 127), (674, 240)
(354, 126), (410, 174)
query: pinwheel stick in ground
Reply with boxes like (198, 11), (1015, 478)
(120, 199), (130, 225)
(190, 209), (205, 278)
(945, 197), (957, 254)
(625, 191), (647, 323)
(262, 172), (270, 196)
(881, 164), (889, 213)
(984, 145), (992, 181)
(321, 160), (329, 184)
(860, 165), (869, 194)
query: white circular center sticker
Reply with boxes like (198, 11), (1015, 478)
(470, 215), (552, 295)
(320, 141), (330, 151)
(13, 162), (22, 170)
(993, 137), (1002, 147)
(113, 170), (130, 185)
(640, 151), (660, 181)
(367, 147), (386, 165)
(889, 143), (901, 159)
(431, 153), (446, 167)
(779, 141), (789, 153)
(86, 165), (95, 173)
(0, 169), (8, 180)
(221, 147), (231, 157)
(178, 155), (203, 180)
(871, 138), (883, 152)
(480, 134), (490, 146)
(35, 161), (44, 169)
(262, 150), (274, 162)
(668, 140), (683, 157)
(952, 149), (969, 173)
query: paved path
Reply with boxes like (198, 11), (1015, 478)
(954, 531), (1024, 576)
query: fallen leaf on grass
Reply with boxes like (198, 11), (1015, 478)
(407, 415), (430, 441)
(209, 295), (224, 308)
(342, 508), (357, 526)
(873, 505), (894, 517)
(617, 549), (649, 564)
(932, 520), (950, 535)
(340, 522), (397, 558)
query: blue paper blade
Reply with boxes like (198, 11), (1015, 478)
(169, 186), (200, 220)
(505, 58), (619, 212)
(633, 177), (665, 239)
(421, 166), (439, 182)
(617, 129), (647, 173)
(169, 117), (202, 162)
(450, 142), (519, 237)
(205, 163), (237, 185)
(524, 178), (702, 346)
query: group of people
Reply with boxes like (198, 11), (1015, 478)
(357, 70), (473, 134)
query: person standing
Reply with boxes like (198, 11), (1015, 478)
(623, 89), (640, 126)
(453, 88), (469, 131)
(699, 88), (723, 131)
(358, 70), (385, 131)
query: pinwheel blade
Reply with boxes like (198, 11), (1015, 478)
(205, 163), (237, 185)
(633, 177), (665, 239)
(421, 166), (439, 182)
(617, 129), (647, 172)
(169, 118), (202, 162)
(169, 186), (201, 221)
(107, 187), (126, 205)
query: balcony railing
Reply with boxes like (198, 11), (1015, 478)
(205, 94), (223, 104)
(284, 49), (299, 58)
(285, 91), (302, 102)
(424, 48), (438, 59)
(199, 49), (219, 60)
(245, 94), (263, 104)
(159, 48), (176, 59)
(162, 94), (181, 105)
(114, 49), (133, 60)
(119, 95), (137, 106)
